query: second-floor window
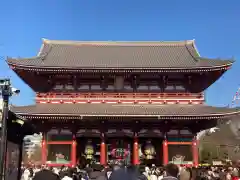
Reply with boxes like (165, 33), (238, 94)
(51, 80), (186, 92)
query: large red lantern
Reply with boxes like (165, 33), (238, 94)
(111, 148), (129, 159)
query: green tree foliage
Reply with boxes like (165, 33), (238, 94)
(199, 142), (219, 163)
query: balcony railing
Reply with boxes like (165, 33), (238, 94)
(36, 92), (204, 105)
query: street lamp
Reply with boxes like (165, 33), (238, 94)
(0, 78), (20, 180)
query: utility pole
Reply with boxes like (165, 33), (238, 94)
(0, 79), (20, 180)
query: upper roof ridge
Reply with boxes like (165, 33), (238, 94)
(7, 38), (233, 76)
(41, 38), (195, 46)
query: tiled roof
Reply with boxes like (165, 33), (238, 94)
(10, 103), (240, 119)
(7, 39), (233, 71)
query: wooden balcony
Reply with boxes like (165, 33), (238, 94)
(35, 92), (204, 105)
(36, 92), (203, 98)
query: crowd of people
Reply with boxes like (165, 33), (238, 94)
(19, 163), (240, 180)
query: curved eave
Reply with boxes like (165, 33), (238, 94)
(12, 111), (240, 120)
(42, 38), (196, 46)
(8, 111), (39, 135)
(7, 60), (233, 73)
(10, 103), (240, 121)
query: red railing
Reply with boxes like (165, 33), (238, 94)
(35, 92), (204, 104)
(36, 92), (204, 99)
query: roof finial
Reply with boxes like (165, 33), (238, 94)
(191, 39), (201, 57)
(42, 38), (50, 44)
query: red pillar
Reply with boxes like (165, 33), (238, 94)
(133, 137), (139, 165)
(100, 137), (106, 165)
(41, 135), (47, 164)
(163, 140), (168, 165)
(192, 138), (199, 167)
(71, 135), (77, 167)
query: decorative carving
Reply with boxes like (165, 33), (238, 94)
(77, 129), (100, 137)
(53, 83), (64, 90)
(180, 129), (192, 135)
(172, 154), (185, 164)
(167, 130), (178, 135)
(106, 129), (133, 137)
(138, 129), (162, 137)
(65, 83), (74, 91)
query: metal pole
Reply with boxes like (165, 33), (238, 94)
(0, 82), (10, 180)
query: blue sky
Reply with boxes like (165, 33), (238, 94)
(0, 0), (239, 107)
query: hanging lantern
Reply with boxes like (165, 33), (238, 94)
(144, 140), (156, 160)
(113, 148), (129, 159)
(84, 140), (94, 160)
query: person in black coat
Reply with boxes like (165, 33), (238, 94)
(88, 164), (105, 180)
(109, 165), (134, 180)
(33, 169), (61, 180)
